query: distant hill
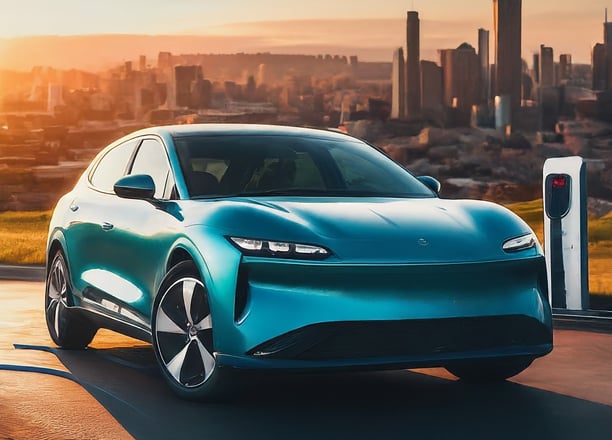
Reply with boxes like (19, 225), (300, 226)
(0, 13), (597, 72)
(0, 34), (401, 71)
(0, 18), (478, 71)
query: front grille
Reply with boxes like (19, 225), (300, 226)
(248, 315), (552, 361)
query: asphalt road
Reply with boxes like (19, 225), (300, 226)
(0, 264), (45, 282)
(1, 279), (611, 440)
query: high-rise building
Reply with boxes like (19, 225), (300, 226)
(604, 8), (612, 45)
(593, 43), (607, 90)
(158, 52), (172, 70)
(533, 53), (540, 83)
(539, 45), (554, 87)
(478, 28), (490, 103)
(440, 44), (481, 117)
(47, 83), (64, 114)
(139, 55), (147, 71)
(592, 10), (612, 91)
(391, 47), (405, 119)
(256, 64), (267, 86)
(175, 65), (202, 108)
(420, 60), (443, 112)
(493, 0), (522, 122)
(405, 11), (421, 118)
(559, 54), (572, 81)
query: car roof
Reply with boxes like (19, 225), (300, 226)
(135, 124), (357, 142)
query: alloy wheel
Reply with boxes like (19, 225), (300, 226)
(46, 254), (70, 339)
(154, 277), (215, 388)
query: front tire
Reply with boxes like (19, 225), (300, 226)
(45, 250), (97, 349)
(446, 357), (534, 382)
(152, 261), (228, 401)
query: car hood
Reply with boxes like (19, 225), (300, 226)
(182, 197), (539, 263)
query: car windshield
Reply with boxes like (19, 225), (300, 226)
(173, 134), (435, 199)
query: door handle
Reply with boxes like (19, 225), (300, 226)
(101, 222), (114, 231)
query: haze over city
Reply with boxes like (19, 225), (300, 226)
(0, 0), (609, 70)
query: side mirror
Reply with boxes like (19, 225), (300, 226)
(114, 174), (156, 200)
(417, 176), (441, 194)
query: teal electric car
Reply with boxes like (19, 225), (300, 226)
(45, 124), (552, 400)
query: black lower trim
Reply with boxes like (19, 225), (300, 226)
(71, 306), (152, 343)
(248, 315), (552, 361)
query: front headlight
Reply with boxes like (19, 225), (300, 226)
(502, 233), (537, 253)
(228, 237), (331, 260)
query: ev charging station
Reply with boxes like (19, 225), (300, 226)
(543, 156), (589, 311)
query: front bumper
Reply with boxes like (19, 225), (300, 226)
(213, 256), (552, 370)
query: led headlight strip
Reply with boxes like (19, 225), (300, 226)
(228, 237), (331, 260)
(502, 233), (536, 253)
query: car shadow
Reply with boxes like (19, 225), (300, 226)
(39, 344), (612, 440)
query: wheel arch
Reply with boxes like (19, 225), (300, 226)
(166, 246), (196, 272)
(46, 231), (68, 271)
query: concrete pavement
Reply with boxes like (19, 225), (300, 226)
(1, 279), (611, 439)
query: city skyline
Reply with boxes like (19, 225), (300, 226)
(0, 0), (609, 69)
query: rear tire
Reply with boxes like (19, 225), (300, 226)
(152, 261), (229, 401)
(45, 250), (97, 349)
(446, 357), (533, 382)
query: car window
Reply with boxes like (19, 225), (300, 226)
(245, 152), (325, 191)
(89, 139), (139, 192)
(129, 139), (172, 199)
(174, 135), (434, 198)
(329, 146), (404, 193)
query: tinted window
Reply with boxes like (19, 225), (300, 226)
(90, 139), (139, 192)
(130, 139), (172, 199)
(174, 135), (434, 198)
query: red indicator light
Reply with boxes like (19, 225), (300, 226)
(552, 175), (567, 188)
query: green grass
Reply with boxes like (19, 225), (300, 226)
(505, 200), (612, 296)
(1, 201), (611, 294)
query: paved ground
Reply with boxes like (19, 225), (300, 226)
(1, 279), (611, 440)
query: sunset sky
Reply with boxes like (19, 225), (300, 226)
(0, 0), (609, 67)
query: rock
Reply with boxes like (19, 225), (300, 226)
(482, 182), (541, 203)
(588, 198), (612, 218)
(443, 178), (489, 199)
(427, 145), (460, 161)
(535, 143), (574, 158)
(418, 127), (461, 147)
(345, 120), (384, 142)
(502, 132), (532, 149)
(405, 158), (444, 177)
(536, 131), (564, 144)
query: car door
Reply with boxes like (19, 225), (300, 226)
(66, 137), (140, 309)
(98, 137), (179, 323)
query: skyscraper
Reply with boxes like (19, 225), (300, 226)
(420, 60), (443, 112)
(493, 0), (522, 122)
(592, 10), (612, 91)
(405, 11), (421, 118)
(440, 44), (481, 118)
(604, 8), (612, 45)
(559, 54), (572, 81)
(539, 45), (555, 87)
(478, 28), (490, 103)
(533, 53), (540, 83)
(593, 43), (607, 90)
(391, 47), (405, 119)
(175, 65), (202, 108)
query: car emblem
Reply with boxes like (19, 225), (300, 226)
(417, 238), (429, 247)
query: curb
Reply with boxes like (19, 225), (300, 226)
(0, 265), (46, 282)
